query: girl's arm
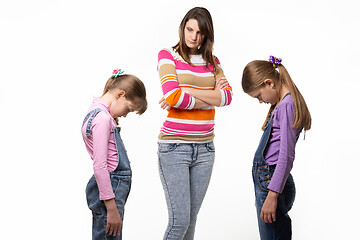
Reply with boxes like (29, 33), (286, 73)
(92, 113), (116, 200)
(92, 115), (122, 235)
(260, 190), (279, 223)
(268, 102), (299, 193)
(104, 199), (121, 236)
(261, 101), (300, 223)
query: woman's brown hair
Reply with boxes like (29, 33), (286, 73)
(242, 60), (311, 131)
(173, 7), (218, 74)
(103, 74), (147, 123)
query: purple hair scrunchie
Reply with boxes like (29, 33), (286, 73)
(269, 55), (282, 68)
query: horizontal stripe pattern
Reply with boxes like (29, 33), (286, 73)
(164, 120), (214, 132)
(167, 108), (215, 121)
(158, 48), (232, 140)
(217, 77), (233, 107)
(161, 126), (214, 136)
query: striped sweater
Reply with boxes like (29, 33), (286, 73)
(158, 48), (233, 141)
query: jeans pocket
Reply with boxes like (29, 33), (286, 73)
(158, 143), (179, 153)
(256, 166), (272, 192)
(111, 175), (131, 207)
(205, 142), (215, 152)
(85, 176), (103, 212)
(281, 174), (296, 211)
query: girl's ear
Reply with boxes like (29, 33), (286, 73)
(115, 90), (126, 99)
(263, 79), (275, 88)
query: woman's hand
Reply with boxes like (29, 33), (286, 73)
(104, 199), (121, 236)
(214, 79), (229, 90)
(159, 97), (170, 110)
(260, 190), (278, 223)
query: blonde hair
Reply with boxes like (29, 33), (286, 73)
(242, 60), (311, 131)
(103, 74), (147, 123)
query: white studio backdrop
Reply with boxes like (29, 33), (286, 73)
(0, 0), (358, 239)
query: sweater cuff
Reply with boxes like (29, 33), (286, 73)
(187, 96), (196, 110)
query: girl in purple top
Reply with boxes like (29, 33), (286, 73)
(82, 70), (147, 239)
(242, 56), (311, 240)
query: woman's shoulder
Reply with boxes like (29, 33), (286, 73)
(159, 47), (185, 61)
(214, 55), (222, 68)
(158, 48), (177, 67)
(159, 47), (176, 57)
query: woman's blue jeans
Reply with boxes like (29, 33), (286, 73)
(158, 142), (215, 240)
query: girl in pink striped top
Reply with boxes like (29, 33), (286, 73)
(157, 7), (232, 240)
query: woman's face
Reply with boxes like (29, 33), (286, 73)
(184, 19), (204, 54)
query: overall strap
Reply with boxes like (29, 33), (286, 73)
(258, 94), (290, 157)
(260, 92), (291, 149)
(254, 94), (291, 163)
(260, 114), (275, 158)
(254, 111), (275, 160)
(82, 108), (103, 136)
(112, 126), (132, 174)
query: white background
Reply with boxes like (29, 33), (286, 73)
(1, 0), (359, 239)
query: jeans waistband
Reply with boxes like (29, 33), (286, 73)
(110, 169), (132, 176)
(253, 155), (276, 168)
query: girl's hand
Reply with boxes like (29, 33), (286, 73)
(260, 190), (278, 223)
(104, 199), (121, 236)
(159, 97), (170, 110)
(215, 79), (229, 90)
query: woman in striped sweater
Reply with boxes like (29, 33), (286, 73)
(157, 7), (233, 240)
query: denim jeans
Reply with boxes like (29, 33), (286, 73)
(86, 173), (131, 240)
(158, 142), (215, 240)
(253, 164), (296, 240)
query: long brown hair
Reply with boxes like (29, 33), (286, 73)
(242, 60), (311, 131)
(103, 74), (147, 124)
(173, 7), (218, 73)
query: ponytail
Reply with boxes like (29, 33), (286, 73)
(277, 65), (311, 131)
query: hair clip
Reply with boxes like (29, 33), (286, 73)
(268, 55), (282, 68)
(112, 69), (124, 78)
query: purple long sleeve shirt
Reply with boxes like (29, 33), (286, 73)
(265, 94), (302, 193)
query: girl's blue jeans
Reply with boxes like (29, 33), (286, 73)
(86, 173), (131, 240)
(253, 162), (296, 240)
(158, 142), (215, 240)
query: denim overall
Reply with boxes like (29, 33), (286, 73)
(252, 99), (296, 240)
(83, 108), (132, 240)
